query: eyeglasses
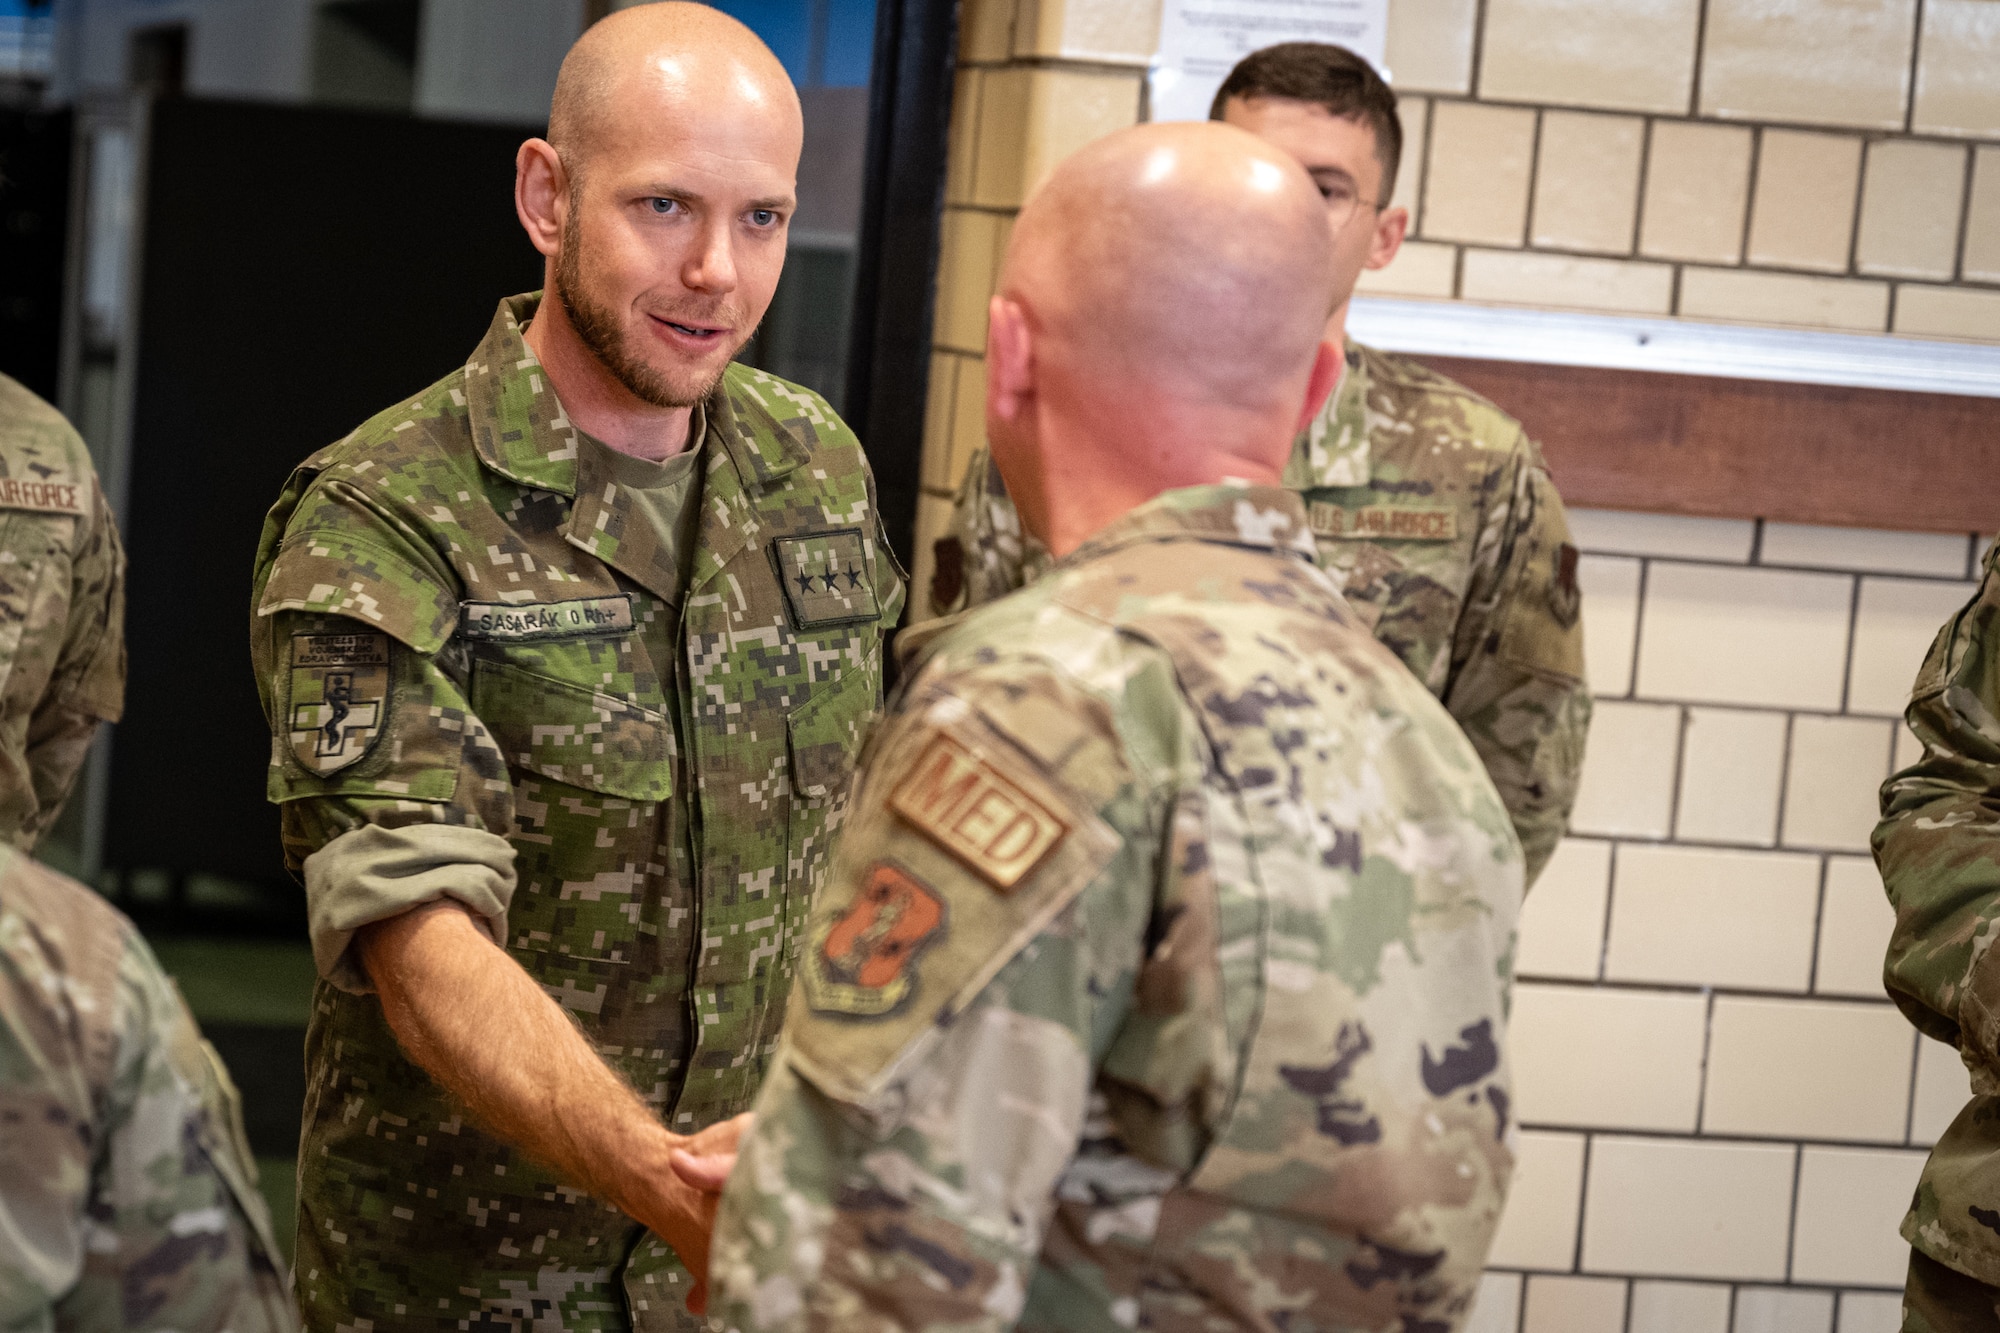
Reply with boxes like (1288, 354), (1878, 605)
(1320, 178), (1388, 232)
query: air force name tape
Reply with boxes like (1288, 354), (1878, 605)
(0, 475), (86, 517)
(1310, 502), (1457, 542)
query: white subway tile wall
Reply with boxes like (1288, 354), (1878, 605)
(1486, 511), (1980, 1329)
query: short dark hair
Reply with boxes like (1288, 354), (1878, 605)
(1209, 43), (1403, 201)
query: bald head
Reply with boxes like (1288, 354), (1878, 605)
(1001, 121), (1334, 414)
(984, 122), (1340, 557)
(550, 3), (801, 176)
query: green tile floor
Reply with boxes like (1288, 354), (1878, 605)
(148, 937), (316, 1262)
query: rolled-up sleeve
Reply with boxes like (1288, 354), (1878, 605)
(304, 822), (519, 993)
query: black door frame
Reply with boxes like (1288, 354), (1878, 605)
(845, 0), (960, 575)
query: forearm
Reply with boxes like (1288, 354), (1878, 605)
(357, 901), (684, 1230)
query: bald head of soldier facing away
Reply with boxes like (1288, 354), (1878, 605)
(985, 121), (1341, 560)
(514, 2), (802, 458)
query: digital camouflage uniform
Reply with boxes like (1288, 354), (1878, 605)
(1878, 541), (2000, 1332)
(939, 343), (1587, 883)
(248, 295), (903, 1331)
(710, 482), (1524, 1333)
(0, 843), (295, 1332)
(0, 374), (126, 850)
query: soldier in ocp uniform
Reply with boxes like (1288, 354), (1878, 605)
(0, 374), (124, 849)
(247, 7), (903, 1329)
(939, 43), (1589, 885)
(0, 379), (288, 1327)
(1878, 545), (2000, 1331)
(695, 121), (1522, 1332)
(0, 845), (297, 1332)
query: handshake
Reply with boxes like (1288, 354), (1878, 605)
(639, 1111), (752, 1316)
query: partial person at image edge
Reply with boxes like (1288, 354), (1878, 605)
(0, 377), (293, 1331)
(1878, 540), (2000, 1332)
(938, 43), (1590, 887)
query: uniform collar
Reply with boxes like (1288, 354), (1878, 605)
(1062, 481), (1319, 567)
(463, 292), (812, 497)
(1283, 342), (1371, 490)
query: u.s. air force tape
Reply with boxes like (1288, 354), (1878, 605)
(460, 595), (635, 641)
(0, 475), (86, 517)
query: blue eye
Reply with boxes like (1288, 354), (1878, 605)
(648, 198), (679, 214)
(750, 209), (777, 227)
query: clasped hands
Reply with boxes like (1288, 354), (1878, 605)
(634, 1111), (752, 1315)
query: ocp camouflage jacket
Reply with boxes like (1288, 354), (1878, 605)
(710, 483), (1524, 1333)
(942, 342), (1588, 884)
(1879, 540), (2000, 1289)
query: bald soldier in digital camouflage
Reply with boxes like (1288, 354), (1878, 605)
(247, 7), (902, 1329)
(696, 120), (1524, 1333)
(0, 379), (290, 1331)
(1877, 544), (2000, 1331)
(938, 44), (1587, 884)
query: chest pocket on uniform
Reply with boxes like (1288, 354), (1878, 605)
(788, 679), (876, 800)
(470, 637), (675, 801)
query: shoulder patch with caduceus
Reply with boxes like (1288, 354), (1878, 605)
(288, 631), (390, 775)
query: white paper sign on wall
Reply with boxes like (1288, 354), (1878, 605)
(1147, 0), (1389, 124)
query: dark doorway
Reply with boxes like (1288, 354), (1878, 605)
(127, 25), (187, 98)
(0, 103), (70, 402)
(103, 97), (542, 898)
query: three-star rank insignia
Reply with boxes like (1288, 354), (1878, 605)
(287, 631), (390, 775)
(771, 528), (878, 629)
(805, 861), (946, 1017)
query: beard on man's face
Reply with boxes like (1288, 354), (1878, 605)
(553, 217), (751, 411)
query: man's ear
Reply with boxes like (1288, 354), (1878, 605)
(985, 295), (1034, 427)
(515, 138), (569, 260)
(1294, 340), (1341, 435)
(1366, 204), (1409, 271)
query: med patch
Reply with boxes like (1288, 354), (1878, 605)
(889, 731), (1069, 892)
(288, 631), (390, 775)
(804, 860), (946, 1018)
(771, 527), (879, 629)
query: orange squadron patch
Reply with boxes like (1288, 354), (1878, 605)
(889, 732), (1069, 891)
(805, 862), (946, 1017)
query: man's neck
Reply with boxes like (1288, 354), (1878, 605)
(523, 291), (696, 463)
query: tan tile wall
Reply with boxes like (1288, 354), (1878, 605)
(913, 14), (1995, 1321)
(1472, 511), (1982, 1333)
(1363, 0), (2000, 337)
(915, 0), (2000, 594)
(909, 0), (1155, 602)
